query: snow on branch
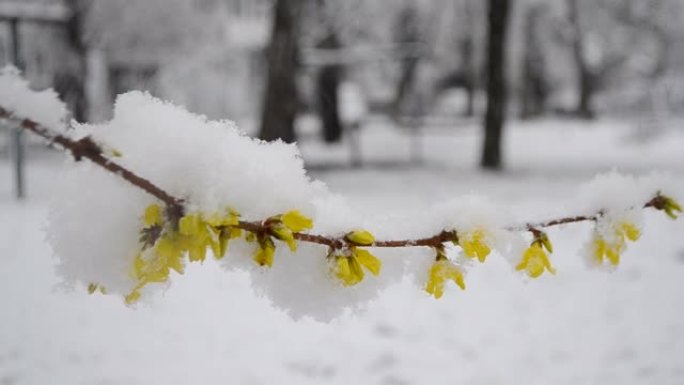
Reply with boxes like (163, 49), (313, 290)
(0, 67), (681, 320)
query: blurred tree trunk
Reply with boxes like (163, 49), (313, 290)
(316, 33), (343, 143)
(567, 0), (595, 119)
(458, 2), (478, 117)
(392, 6), (421, 117)
(259, 0), (303, 143)
(481, 0), (511, 170)
(57, 0), (88, 122)
(520, 4), (548, 119)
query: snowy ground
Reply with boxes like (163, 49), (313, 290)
(1, 118), (684, 385)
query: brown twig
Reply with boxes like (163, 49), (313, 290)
(1, 107), (668, 252)
(0, 107), (184, 213)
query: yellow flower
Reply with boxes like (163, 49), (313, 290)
(270, 225), (297, 252)
(459, 229), (491, 263)
(346, 230), (375, 246)
(215, 227), (242, 260)
(333, 247), (382, 286)
(591, 236), (622, 266)
(590, 220), (641, 267)
(662, 195), (682, 220)
(425, 257), (466, 299)
(179, 213), (223, 263)
(281, 210), (313, 232)
(154, 236), (186, 274)
(516, 243), (556, 278)
(267, 210), (313, 252)
(253, 235), (276, 267)
(126, 244), (186, 305)
(620, 222), (641, 242)
(143, 203), (164, 227)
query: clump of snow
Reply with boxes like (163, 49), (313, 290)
(221, 240), (402, 321)
(47, 163), (153, 295)
(0, 66), (68, 130)
(576, 170), (674, 214)
(45, 91), (406, 320)
(84, 91), (321, 219)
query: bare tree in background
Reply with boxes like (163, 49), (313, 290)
(600, 0), (670, 80)
(458, 0), (479, 117)
(316, 31), (343, 143)
(481, 0), (511, 170)
(55, 0), (89, 122)
(259, 0), (304, 143)
(392, 5), (421, 117)
(564, 0), (670, 119)
(566, 0), (597, 119)
(520, 4), (548, 119)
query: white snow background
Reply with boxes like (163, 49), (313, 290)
(2, 104), (684, 383)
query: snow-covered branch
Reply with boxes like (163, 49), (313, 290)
(0, 67), (680, 320)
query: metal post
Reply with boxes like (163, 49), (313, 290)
(9, 17), (25, 199)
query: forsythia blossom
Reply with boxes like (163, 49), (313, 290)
(330, 229), (381, 286)
(425, 248), (466, 299)
(331, 247), (382, 286)
(589, 220), (641, 267)
(345, 229), (375, 246)
(516, 232), (556, 278)
(661, 195), (682, 220)
(457, 229), (492, 263)
(251, 210), (314, 266)
(124, 204), (243, 304)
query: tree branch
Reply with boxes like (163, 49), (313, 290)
(0, 106), (669, 252)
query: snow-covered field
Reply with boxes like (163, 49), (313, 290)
(1, 119), (684, 385)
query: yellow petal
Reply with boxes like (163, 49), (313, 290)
(348, 256), (365, 284)
(281, 210), (313, 232)
(353, 248), (382, 276)
(166, 252), (184, 275)
(443, 264), (466, 290)
(335, 257), (356, 286)
(271, 225), (297, 252)
(540, 233), (554, 253)
(216, 227), (241, 260)
(230, 228), (243, 238)
(253, 237), (276, 267)
(542, 252), (557, 275)
(188, 244), (207, 263)
(207, 229), (222, 259)
(606, 247), (620, 266)
(143, 204), (163, 227)
(593, 237), (606, 265)
(125, 290), (141, 305)
(155, 237), (185, 274)
(460, 230), (491, 262)
(179, 214), (201, 236)
(515, 250), (530, 272)
(87, 283), (98, 295)
(346, 230), (375, 246)
(517, 244), (555, 278)
(621, 222), (641, 242)
(425, 262), (446, 299)
(131, 253), (146, 279)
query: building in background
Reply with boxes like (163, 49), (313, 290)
(0, 0), (273, 122)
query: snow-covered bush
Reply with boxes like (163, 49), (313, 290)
(0, 67), (681, 321)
